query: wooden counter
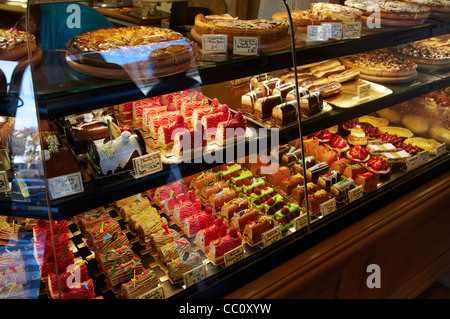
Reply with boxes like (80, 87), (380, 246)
(226, 170), (450, 299)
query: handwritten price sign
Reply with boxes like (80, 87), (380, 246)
(48, 172), (84, 200)
(202, 34), (228, 54)
(233, 37), (259, 55)
(132, 151), (162, 179)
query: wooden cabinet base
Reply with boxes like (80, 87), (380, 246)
(226, 171), (450, 299)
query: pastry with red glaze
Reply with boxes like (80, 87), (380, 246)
(154, 180), (186, 206)
(147, 110), (179, 138)
(158, 114), (189, 148)
(191, 98), (221, 125)
(173, 122), (207, 157)
(164, 190), (198, 214)
(180, 92), (209, 118)
(329, 134), (349, 152)
(216, 112), (247, 145)
(201, 104), (231, 132)
(208, 228), (243, 265)
(346, 145), (370, 163)
(194, 218), (228, 251)
(365, 157), (391, 178)
(355, 172), (379, 192)
(184, 206), (216, 237)
(59, 279), (96, 299)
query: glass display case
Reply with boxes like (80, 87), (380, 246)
(0, 0), (448, 299)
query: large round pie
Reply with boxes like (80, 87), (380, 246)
(190, 13), (291, 52)
(344, 0), (431, 20)
(0, 28), (36, 61)
(65, 26), (197, 79)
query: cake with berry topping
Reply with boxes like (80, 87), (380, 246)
(216, 112), (248, 146)
(365, 157), (391, 177)
(194, 218), (228, 251)
(273, 203), (302, 229)
(208, 228), (243, 265)
(183, 206), (216, 237)
(158, 114), (189, 148)
(346, 145), (370, 163)
(328, 134), (350, 152)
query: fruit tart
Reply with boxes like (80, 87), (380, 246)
(346, 145), (370, 163)
(328, 134), (350, 152)
(365, 157), (391, 178)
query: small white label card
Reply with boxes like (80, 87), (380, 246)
(417, 150), (430, 166)
(262, 226), (282, 248)
(138, 285), (165, 299)
(224, 244), (245, 267)
(183, 264), (207, 288)
(343, 21), (362, 38)
(435, 143), (446, 157)
(132, 151), (162, 179)
(48, 171), (84, 200)
(202, 34), (228, 54)
(307, 25), (329, 42)
(357, 83), (371, 99)
(349, 185), (364, 203)
(319, 197), (337, 217)
(233, 36), (260, 55)
(0, 171), (10, 192)
(322, 22), (343, 39)
(406, 155), (419, 172)
(294, 213), (308, 231)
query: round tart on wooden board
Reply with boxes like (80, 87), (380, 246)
(190, 13), (292, 52)
(0, 28), (42, 71)
(65, 26), (197, 80)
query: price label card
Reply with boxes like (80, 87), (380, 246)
(307, 25), (328, 42)
(435, 143), (446, 157)
(417, 150), (430, 165)
(343, 22), (362, 38)
(320, 198), (336, 217)
(183, 264), (207, 288)
(224, 244), (245, 267)
(322, 23), (342, 39)
(132, 151), (162, 179)
(233, 37), (260, 55)
(406, 155), (419, 171)
(0, 171), (9, 192)
(138, 285), (165, 299)
(202, 34), (228, 54)
(262, 226), (282, 247)
(48, 171), (84, 200)
(349, 185), (364, 203)
(357, 83), (371, 99)
(294, 213), (308, 231)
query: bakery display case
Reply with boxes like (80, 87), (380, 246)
(0, 0), (449, 299)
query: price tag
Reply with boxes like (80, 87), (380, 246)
(132, 151), (162, 179)
(343, 22), (362, 38)
(233, 36), (259, 55)
(357, 83), (371, 99)
(0, 171), (9, 192)
(183, 264), (206, 288)
(202, 34), (228, 54)
(307, 25), (328, 42)
(322, 23), (342, 39)
(48, 171), (84, 200)
(262, 226), (282, 247)
(417, 150), (430, 165)
(294, 213), (308, 231)
(349, 185), (363, 203)
(319, 198), (336, 217)
(138, 285), (165, 299)
(406, 155), (419, 171)
(435, 143), (446, 157)
(224, 244), (245, 267)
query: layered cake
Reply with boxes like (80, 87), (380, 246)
(330, 157), (354, 175)
(243, 216), (274, 246)
(189, 171), (217, 193)
(291, 182), (320, 205)
(330, 177), (355, 201)
(355, 172), (379, 192)
(220, 197), (249, 223)
(200, 181), (228, 205)
(173, 197), (202, 227)
(194, 218), (228, 251)
(208, 187), (236, 212)
(230, 208), (260, 233)
(306, 161), (330, 183)
(158, 114), (189, 149)
(273, 203), (302, 229)
(258, 165), (290, 187)
(271, 100), (299, 127)
(208, 228), (242, 265)
(183, 206), (216, 237)
(173, 122), (207, 157)
(278, 173), (304, 197)
(318, 170), (341, 190)
(215, 112), (247, 146)
(302, 189), (332, 215)
(254, 94), (282, 120)
(343, 162), (367, 180)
